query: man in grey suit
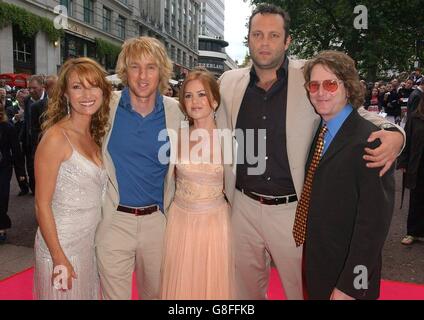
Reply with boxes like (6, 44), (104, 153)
(95, 37), (183, 300)
(217, 3), (405, 300)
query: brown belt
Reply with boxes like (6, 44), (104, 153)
(117, 204), (159, 216)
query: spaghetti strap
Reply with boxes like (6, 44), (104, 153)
(62, 130), (75, 150)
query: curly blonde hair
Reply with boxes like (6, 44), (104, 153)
(115, 36), (173, 93)
(303, 50), (364, 109)
(41, 57), (111, 147)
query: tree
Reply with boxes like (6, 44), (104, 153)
(248, 0), (424, 80)
(239, 52), (252, 68)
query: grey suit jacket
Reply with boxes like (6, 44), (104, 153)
(218, 60), (405, 206)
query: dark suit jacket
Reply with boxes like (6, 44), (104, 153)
(22, 94), (48, 151)
(304, 110), (395, 300)
(0, 121), (26, 176)
(385, 90), (401, 116)
(407, 88), (423, 115)
(5, 99), (19, 120)
(397, 113), (424, 189)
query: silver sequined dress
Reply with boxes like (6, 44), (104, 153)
(33, 142), (107, 300)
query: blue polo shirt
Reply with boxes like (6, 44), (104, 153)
(322, 104), (353, 155)
(108, 88), (169, 211)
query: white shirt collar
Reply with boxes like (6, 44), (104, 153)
(31, 90), (45, 103)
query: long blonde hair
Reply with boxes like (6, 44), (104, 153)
(41, 57), (112, 146)
(115, 36), (173, 93)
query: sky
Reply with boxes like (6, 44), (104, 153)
(224, 0), (252, 64)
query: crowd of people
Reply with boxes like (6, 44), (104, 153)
(361, 71), (424, 246)
(362, 71), (424, 126)
(0, 75), (57, 242)
(0, 3), (422, 301)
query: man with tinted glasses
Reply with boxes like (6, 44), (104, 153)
(301, 51), (394, 300)
(217, 3), (404, 300)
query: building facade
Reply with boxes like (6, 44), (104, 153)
(162, 0), (200, 79)
(198, 0), (237, 77)
(0, 0), (200, 77)
(198, 35), (227, 78)
(199, 0), (224, 39)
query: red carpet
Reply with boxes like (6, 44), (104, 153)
(0, 267), (423, 300)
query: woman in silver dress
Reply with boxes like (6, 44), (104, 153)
(33, 57), (111, 299)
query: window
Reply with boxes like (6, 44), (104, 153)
(177, 49), (181, 64)
(103, 7), (112, 32)
(14, 40), (32, 63)
(60, 0), (73, 17)
(117, 15), (126, 39)
(13, 26), (35, 74)
(83, 0), (94, 25)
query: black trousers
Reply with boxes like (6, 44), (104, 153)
(407, 161), (424, 237)
(0, 166), (12, 230)
(15, 128), (29, 193)
(24, 147), (35, 194)
(15, 174), (29, 192)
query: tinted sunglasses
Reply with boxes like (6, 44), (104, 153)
(305, 79), (344, 94)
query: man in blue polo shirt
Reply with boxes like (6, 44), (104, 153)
(95, 37), (183, 300)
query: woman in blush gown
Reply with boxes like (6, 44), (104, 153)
(33, 58), (111, 299)
(160, 68), (234, 300)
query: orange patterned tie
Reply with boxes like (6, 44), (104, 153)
(293, 124), (328, 247)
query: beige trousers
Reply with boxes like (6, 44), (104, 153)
(232, 190), (304, 300)
(96, 210), (166, 300)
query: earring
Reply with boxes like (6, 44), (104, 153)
(213, 110), (217, 120)
(67, 99), (71, 115)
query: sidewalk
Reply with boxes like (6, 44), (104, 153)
(0, 245), (34, 281)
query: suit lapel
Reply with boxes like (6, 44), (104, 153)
(163, 97), (179, 188)
(319, 110), (358, 167)
(103, 91), (121, 196)
(286, 60), (320, 196)
(231, 69), (250, 128)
